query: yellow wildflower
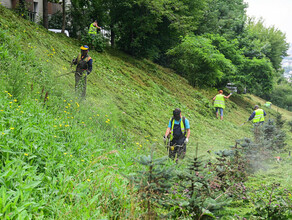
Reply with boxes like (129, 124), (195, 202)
(81, 159), (84, 162)
(14, 99), (17, 102)
(87, 179), (91, 182)
(64, 153), (67, 155)
(10, 127), (14, 130)
(24, 153), (28, 156)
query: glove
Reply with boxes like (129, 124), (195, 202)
(184, 138), (189, 144)
(163, 135), (167, 142)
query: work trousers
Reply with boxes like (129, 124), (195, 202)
(75, 71), (87, 98)
(169, 138), (186, 160)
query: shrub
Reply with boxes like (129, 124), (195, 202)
(81, 33), (107, 52)
(246, 183), (292, 219)
(167, 35), (236, 87)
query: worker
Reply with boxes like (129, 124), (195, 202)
(248, 105), (266, 125)
(264, 101), (272, 108)
(163, 108), (190, 160)
(72, 45), (93, 98)
(248, 105), (267, 143)
(88, 20), (101, 37)
(213, 90), (232, 120)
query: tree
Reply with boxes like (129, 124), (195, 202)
(43, 0), (48, 29)
(242, 18), (289, 70)
(126, 149), (175, 218)
(196, 0), (247, 40)
(241, 57), (274, 95)
(61, 0), (66, 34)
(167, 35), (236, 87)
(102, 0), (207, 59)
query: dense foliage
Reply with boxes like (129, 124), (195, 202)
(47, 0), (290, 105)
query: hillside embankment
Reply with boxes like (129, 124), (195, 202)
(0, 5), (291, 218)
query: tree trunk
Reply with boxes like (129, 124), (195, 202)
(110, 25), (115, 47)
(61, 0), (66, 34)
(43, 0), (48, 29)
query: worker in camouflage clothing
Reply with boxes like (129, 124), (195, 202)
(72, 45), (93, 98)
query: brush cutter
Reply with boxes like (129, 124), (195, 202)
(57, 70), (76, 78)
(239, 120), (249, 127)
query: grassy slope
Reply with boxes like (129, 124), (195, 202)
(1, 5), (292, 218)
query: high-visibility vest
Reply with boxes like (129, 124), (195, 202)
(253, 109), (265, 123)
(88, 23), (97, 35)
(265, 102), (272, 108)
(169, 117), (186, 141)
(214, 94), (225, 109)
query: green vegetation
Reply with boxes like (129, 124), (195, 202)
(1, 5), (292, 219)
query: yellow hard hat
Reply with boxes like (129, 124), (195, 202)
(80, 45), (89, 50)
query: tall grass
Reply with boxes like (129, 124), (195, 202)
(0, 21), (144, 218)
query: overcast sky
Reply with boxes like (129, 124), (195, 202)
(244, 0), (292, 44)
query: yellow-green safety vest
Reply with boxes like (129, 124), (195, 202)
(214, 94), (225, 109)
(169, 118), (186, 141)
(253, 109), (265, 123)
(88, 23), (97, 35)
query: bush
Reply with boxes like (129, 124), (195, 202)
(167, 35), (236, 87)
(81, 33), (107, 52)
(247, 183), (292, 219)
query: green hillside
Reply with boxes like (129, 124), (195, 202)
(0, 6), (292, 219)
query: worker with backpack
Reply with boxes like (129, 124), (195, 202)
(163, 108), (190, 160)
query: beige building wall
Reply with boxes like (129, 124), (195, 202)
(0, 0), (13, 8)
(0, 0), (43, 22)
